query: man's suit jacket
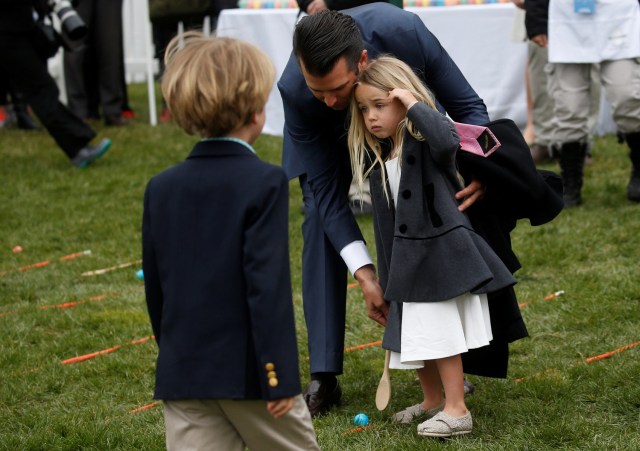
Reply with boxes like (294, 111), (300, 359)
(278, 2), (489, 255)
(142, 139), (301, 401)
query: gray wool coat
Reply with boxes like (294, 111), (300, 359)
(368, 103), (516, 352)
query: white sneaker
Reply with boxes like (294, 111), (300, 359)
(417, 411), (472, 437)
(392, 402), (444, 424)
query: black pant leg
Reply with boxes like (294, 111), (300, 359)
(0, 32), (95, 158)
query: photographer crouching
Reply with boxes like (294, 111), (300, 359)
(0, 0), (111, 168)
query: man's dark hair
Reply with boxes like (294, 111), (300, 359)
(293, 10), (364, 77)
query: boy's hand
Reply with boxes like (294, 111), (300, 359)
(267, 397), (295, 418)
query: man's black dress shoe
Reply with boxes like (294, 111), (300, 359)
(303, 378), (342, 417)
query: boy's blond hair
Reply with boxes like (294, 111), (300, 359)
(162, 32), (275, 137)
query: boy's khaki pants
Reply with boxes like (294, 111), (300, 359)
(163, 394), (319, 451)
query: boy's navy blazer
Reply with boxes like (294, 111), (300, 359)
(142, 139), (301, 401)
(278, 2), (489, 254)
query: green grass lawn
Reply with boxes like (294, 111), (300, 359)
(1, 84), (638, 450)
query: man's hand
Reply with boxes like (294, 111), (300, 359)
(531, 34), (548, 48)
(267, 397), (295, 418)
(306, 0), (328, 14)
(354, 265), (388, 326)
(455, 176), (485, 211)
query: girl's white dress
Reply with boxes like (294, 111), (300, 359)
(385, 157), (493, 370)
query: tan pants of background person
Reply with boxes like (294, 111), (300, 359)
(547, 58), (640, 144)
(164, 394), (320, 451)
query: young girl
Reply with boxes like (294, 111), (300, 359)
(348, 56), (516, 438)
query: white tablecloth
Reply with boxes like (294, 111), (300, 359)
(217, 4), (615, 137)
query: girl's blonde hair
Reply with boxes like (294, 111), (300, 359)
(162, 32), (275, 137)
(348, 56), (437, 197)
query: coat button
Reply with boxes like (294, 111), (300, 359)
(268, 378), (279, 387)
(399, 224), (407, 233)
(402, 190), (411, 199)
(406, 155), (416, 165)
(265, 363), (275, 371)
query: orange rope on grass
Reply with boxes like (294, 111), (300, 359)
(583, 341), (640, 364)
(61, 336), (154, 365)
(129, 402), (160, 414)
(516, 340), (640, 383)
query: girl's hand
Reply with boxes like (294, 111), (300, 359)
(388, 88), (418, 110)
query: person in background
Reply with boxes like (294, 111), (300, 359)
(0, 0), (111, 168)
(149, 0), (237, 123)
(525, 0), (640, 205)
(0, 76), (40, 130)
(63, 0), (128, 126)
(511, 0), (601, 165)
(142, 32), (319, 450)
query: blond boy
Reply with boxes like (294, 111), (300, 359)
(142, 32), (319, 450)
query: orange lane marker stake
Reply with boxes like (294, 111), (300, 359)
(60, 250), (92, 261)
(347, 282), (359, 289)
(306, 340), (382, 360)
(1, 293), (112, 318)
(82, 260), (141, 276)
(345, 340), (382, 353)
(129, 402), (160, 414)
(61, 336), (154, 365)
(1, 250), (91, 276)
(544, 290), (565, 301)
(343, 425), (375, 435)
(40, 294), (110, 310)
(519, 290), (565, 309)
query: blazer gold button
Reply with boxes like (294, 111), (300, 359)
(267, 371), (276, 378)
(265, 363), (275, 371)
(268, 378), (279, 387)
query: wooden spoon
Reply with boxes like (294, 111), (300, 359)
(375, 350), (391, 411)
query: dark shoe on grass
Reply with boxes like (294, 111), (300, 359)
(72, 138), (111, 169)
(304, 377), (341, 417)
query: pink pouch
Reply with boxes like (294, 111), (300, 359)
(453, 122), (501, 157)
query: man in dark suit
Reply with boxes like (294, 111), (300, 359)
(278, 4), (499, 417)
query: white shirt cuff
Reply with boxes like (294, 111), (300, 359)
(340, 241), (373, 276)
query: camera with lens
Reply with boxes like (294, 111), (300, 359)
(48, 0), (88, 41)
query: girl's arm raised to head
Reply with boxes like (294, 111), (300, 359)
(406, 102), (459, 166)
(388, 88), (418, 110)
